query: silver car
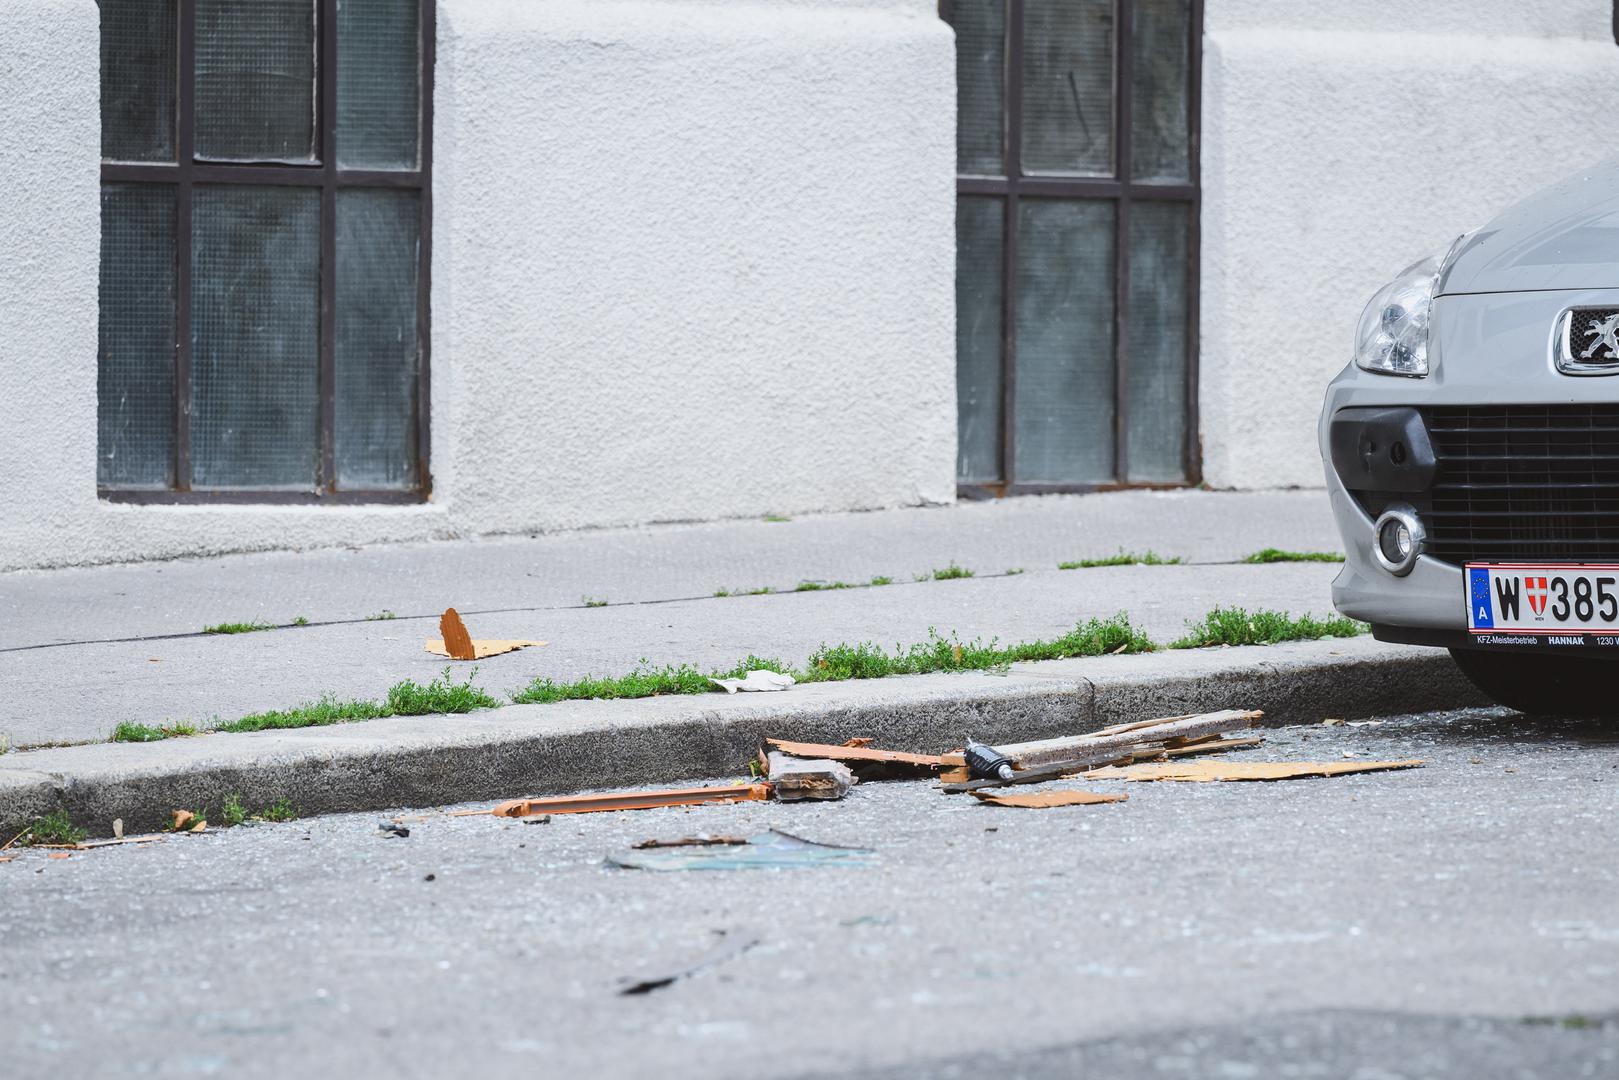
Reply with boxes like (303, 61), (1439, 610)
(1321, 157), (1619, 715)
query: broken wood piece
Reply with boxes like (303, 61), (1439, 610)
(1164, 735), (1263, 758)
(766, 752), (855, 802)
(74, 835), (164, 849)
(631, 835), (749, 850)
(489, 783), (774, 818)
(840, 738), (875, 748)
(766, 739), (942, 770)
(937, 710), (1262, 792)
(1084, 759), (1425, 783)
(425, 606), (547, 659)
(1001, 710), (1262, 768)
(972, 789), (1128, 809)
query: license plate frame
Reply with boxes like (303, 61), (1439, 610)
(1467, 562), (1619, 646)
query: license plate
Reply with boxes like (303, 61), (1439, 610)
(1467, 563), (1619, 644)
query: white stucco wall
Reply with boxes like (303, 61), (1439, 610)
(1200, 0), (1619, 489)
(0, 0), (955, 571)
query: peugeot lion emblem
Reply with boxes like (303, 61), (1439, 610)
(1556, 308), (1619, 374)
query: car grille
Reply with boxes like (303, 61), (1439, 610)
(1422, 404), (1619, 564)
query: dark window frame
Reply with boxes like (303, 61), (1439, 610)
(99, 0), (435, 505)
(947, 0), (1202, 497)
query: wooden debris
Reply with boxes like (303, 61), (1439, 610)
(489, 783), (774, 818)
(766, 752), (855, 802)
(631, 835), (749, 850)
(766, 739), (942, 770)
(940, 710), (1263, 793)
(169, 809), (195, 832)
(426, 606), (547, 659)
(972, 789), (1128, 809)
(1160, 735), (1264, 759)
(1084, 759), (1425, 783)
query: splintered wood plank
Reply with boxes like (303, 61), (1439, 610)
(971, 789), (1128, 808)
(1083, 759), (1425, 783)
(765, 739), (942, 769)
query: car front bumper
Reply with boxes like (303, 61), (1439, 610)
(1320, 286), (1619, 643)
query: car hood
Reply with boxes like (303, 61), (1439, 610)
(1438, 155), (1619, 296)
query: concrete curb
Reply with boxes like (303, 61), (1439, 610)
(0, 638), (1484, 837)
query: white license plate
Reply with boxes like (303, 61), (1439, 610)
(1467, 563), (1619, 640)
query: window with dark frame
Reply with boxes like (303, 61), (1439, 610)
(943, 0), (1200, 494)
(98, 0), (433, 503)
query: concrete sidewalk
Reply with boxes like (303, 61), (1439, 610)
(0, 491), (1344, 747)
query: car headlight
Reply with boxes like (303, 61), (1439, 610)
(1353, 250), (1448, 378)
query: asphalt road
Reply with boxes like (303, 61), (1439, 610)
(3, 706), (1616, 1079)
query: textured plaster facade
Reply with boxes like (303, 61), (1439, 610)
(0, 0), (955, 570)
(8, 0), (1619, 568)
(1200, 0), (1619, 489)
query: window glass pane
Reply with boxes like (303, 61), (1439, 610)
(957, 197), (1004, 482)
(338, 0), (420, 169)
(101, 0), (177, 163)
(99, 185), (176, 488)
(195, 0), (316, 163)
(1013, 199), (1116, 483)
(1021, 0), (1114, 176)
(191, 187), (320, 489)
(1131, 0), (1192, 182)
(336, 190), (420, 489)
(1126, 202), (1190, 482)
(947, 0), (1004, 176)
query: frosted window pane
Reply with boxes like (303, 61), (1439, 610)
(338, 0), (420, 169)
(1022, 0), (1114, 176)
(956, 196), (1004, 482)
(191, 187), (320, 489)
(1014, 200), (1116, 483)
(947, 0), (1004, 176)
(336, 190), (420, 489)
(195, 0), (316, 163)
(1131, 0), (1192, 182)
(101, 0), (177, 163)
(99, 185), (176, 488)
(1127, 202), (1190, 482)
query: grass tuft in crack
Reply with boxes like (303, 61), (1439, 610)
(17, 810), (86, 847)
(1170, 607), (1366, 649)
(221, 793), (298, 825)
(365, 610), (397, 621)
(258, 797), (298, 822)
(800, 614), (1151, 682)
(214, 668), (497, 734)
(869, 576), (894, 587)
(111, 721), (199, 743)
(1243, 548), (1345, 564)
(928, 563), (975, 581)
(582, 598), (609, 608)
(203, 620), (275, 635)
(511, 664), (715, 704)
(795, 581), (856, 592)
(1059, 550), (1182, 570)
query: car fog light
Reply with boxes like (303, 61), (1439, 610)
(1372, 505), (1424, 576)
